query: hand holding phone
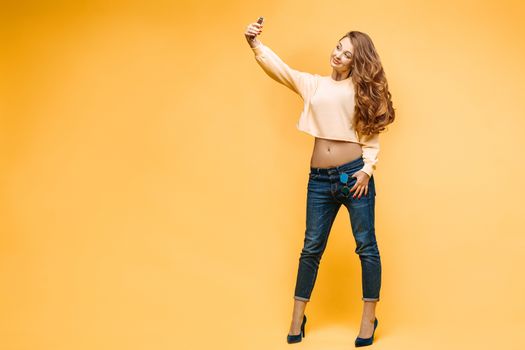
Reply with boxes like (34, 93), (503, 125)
(245, 16), (264, 42)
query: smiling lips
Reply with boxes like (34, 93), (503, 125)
(332, 57), (341, 64)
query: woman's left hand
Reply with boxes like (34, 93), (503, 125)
(350, 171), (370, 199)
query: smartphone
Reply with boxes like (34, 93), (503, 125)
(251, 16), (264, 40)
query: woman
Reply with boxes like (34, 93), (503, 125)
(244, 20), (395, 347)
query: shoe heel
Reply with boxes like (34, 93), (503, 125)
(286, 314), (307, 344)
(302, 314), (307, 338)
(355, 317), (378, 347)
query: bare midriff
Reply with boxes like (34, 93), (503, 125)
(310, 137), (363, 168)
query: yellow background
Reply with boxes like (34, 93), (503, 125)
(1, 0), (525, 349)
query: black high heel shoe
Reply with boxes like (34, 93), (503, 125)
(355, 317), (378, 347)
(287, 314), (307, 344)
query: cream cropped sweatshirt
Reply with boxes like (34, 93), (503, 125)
(251, 41), (380, 177)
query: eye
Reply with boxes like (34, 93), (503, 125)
(337, 44), (352, 58)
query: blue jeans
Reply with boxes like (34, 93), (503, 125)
(293, 155), (381, 302)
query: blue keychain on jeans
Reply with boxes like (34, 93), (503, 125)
(340, 172), (350, 196)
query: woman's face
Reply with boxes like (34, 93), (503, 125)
(330, 37), (354, 71)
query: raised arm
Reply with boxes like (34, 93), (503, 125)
(358, 132), (380, 177)
(244, 21), (317, 100)
(250, 41), (318, 100)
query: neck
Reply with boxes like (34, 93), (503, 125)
(331, 70), (351, 81)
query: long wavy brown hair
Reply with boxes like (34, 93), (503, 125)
(341, 31), (396, 137)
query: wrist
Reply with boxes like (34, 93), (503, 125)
(248, 38), (261, 48)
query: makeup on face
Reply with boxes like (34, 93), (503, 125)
(332, 41), (353, 66)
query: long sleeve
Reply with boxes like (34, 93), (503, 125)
(251, 42), (318, 100)
(359, 132), (380, 177)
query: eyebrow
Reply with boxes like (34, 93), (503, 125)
(338, 42), (352, 54)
